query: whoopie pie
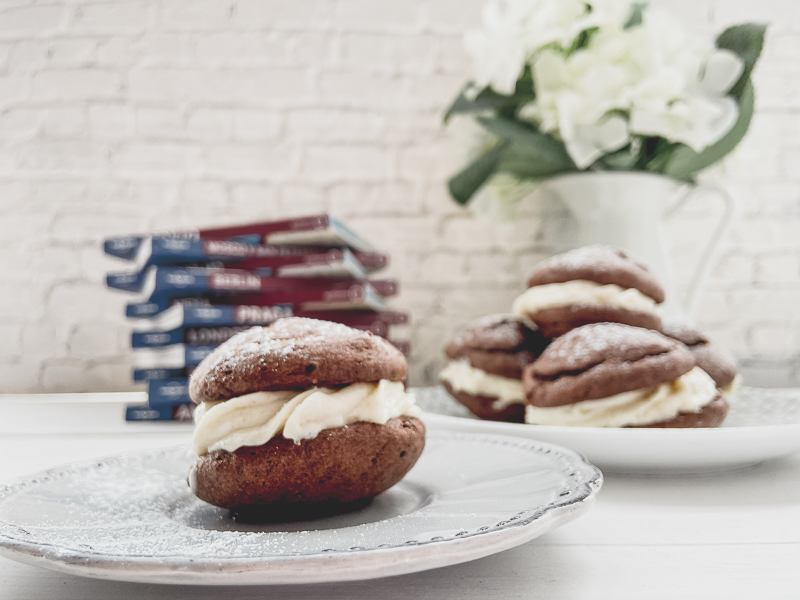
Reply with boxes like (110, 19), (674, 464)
(522, 323), (728, 428)
(188, 317), (425, 517)
(440, 314), (549, 423)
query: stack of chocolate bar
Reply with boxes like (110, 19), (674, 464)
(103, 215), (409, 422)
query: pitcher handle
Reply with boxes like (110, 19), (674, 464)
(665, 181), (738, 319)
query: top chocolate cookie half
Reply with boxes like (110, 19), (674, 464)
(526, 245), (665, 303)
(190, 317), (407, 404)
(523, 323), (695, 407)
(445, 314), (549, 379)
(446, 314), (540, 353)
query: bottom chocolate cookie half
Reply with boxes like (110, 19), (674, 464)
(635, 395), (729, 429)
(442, 381), (525, 423)
(191, 416), (426, 512)
(527, 305), (662, 338)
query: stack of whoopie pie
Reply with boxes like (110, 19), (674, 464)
(189, 317), (425, 519)
(441, 245), (739, 429)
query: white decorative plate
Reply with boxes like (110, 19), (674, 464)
(0, 431), (601, 585)
(418, 386), (800, 474)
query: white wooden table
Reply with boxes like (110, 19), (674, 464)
(1, 393), (799, 599)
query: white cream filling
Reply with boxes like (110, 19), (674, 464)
(512, 280), (658, 318)
(439, 359), (524, 409)
(191, 380), (420, 457)
(525, 367), (717, 428)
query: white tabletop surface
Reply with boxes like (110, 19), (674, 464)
(1, 393), (799, 599)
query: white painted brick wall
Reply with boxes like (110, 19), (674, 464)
(1, 0), (799, 392)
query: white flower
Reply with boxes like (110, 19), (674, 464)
(524, 49), (629, 129)
(630, 96), (738, 152)
(625, 11), (743, 152)
(564, 115), (630, 169)
(518, 6), (744, 166)
(512, 0), (598, 48)
(700, 49), (745, 95)
(464, 0), (635, 95)
(464, 1), (527, 94)
(523, 44), (634, 167)
(463, 0), (746, 171)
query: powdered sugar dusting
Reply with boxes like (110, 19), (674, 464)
(455, 314), (522, 349)
(191, 317), (391, 393)
(537, 323), (676, 374)
(661, 318), (708, 347)
(525, 245), (664, 303)
(0, 435), (600, 577)
(210, 318), (371, 367)
(446, 314), (548, 356)
(531, 245), (637, 274)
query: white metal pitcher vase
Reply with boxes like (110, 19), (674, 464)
(542, 172), (736, 319)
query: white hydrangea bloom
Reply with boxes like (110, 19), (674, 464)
(513, 6), (744, 166)
(564, 115), (631, 169)
(464, 1), (527, 95)
(629, 95), (739, 152)
(464, 0), (634, 94)
(625, 10), (742, 152)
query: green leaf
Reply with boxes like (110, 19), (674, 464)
(567, 26), (599, 53)
(476, 116), (575, 169)
(444, 87), (512, 123)
(659, 78), (755, 180)
(598, 146), (640, 170)
(444, 83), (534, 123)
(514, 65), (535, 98)
(644, 145), (680, 176)
(624, 3), (647, 29)
(447, 141), (511, 205)
(475, 116), (575, 179)
(716, 23), (766, 98)
(498, 142), (577, 179)
(638, 137), (678, 171)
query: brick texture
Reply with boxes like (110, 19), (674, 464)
(1, 0), (799, 392)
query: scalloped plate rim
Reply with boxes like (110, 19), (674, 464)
(421, 412), (800, 474)
(0, 431), (602, 585)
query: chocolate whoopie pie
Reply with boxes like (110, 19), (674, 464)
(512, 246), (665, 338)
(188, 317), (425, 518)
(661, 319), (740, 395)
(522, 323), (728, 428)
(439, 314), (549, 423)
